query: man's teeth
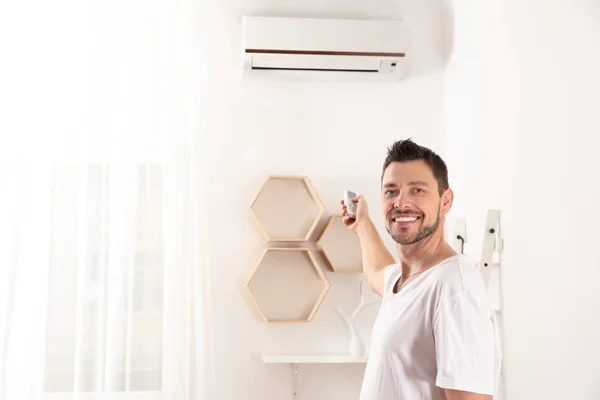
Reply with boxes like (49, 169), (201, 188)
(394, 217), (418, 222)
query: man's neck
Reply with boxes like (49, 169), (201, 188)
(396, 230), (457, 278)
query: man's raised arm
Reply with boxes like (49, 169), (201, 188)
(342, 195), (395, 296)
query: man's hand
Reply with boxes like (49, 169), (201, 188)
(444, 389), (492, 400)
(341, 194), (369, 233)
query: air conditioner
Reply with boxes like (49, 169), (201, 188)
(241, 16), (407, 80)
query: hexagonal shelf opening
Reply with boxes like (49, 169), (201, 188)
(246, 248), (330, 323)
(250, 175), (325, 242)
(316, 214), (363, 272)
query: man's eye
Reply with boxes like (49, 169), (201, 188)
(413, 188), (424, 193)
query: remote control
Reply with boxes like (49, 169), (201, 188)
(343, 190), (357, 218)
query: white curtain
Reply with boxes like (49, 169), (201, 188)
(0, 0), (213, 399)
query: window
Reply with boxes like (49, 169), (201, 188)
(43, 164), (167, 395)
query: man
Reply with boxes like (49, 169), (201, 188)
(342, 139), (501, 400)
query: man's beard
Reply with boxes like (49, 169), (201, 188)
(386, 205), (441, 245)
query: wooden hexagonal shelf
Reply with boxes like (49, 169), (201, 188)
(246, 248), (330, 323)
(250, 175), (325, 242)
(316, 214), (363, 272)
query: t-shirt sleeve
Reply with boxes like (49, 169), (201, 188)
(382, 263), (400, 295)
(433, 288), (498, 395)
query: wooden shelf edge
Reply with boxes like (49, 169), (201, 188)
(250, 174), (326, 242)
(315, 213), (363, 273)
(245, 247), (330, 323)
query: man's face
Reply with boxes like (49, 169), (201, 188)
(381, 160), (451, 245)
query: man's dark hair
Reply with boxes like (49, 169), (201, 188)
(381, 138), (449, 196)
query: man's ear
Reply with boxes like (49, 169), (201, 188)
(442, 188), (454, 212)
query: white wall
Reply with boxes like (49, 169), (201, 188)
(197, 1), (450, 399)
(199, 0), (600, 399)
(446, 1), (600, 399)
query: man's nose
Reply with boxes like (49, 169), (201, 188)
(393, 191), (411, 209)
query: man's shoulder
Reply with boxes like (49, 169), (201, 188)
(431, 255), (488, 296)
(382, 262), (401, 290)
(384, 262), (401, 278)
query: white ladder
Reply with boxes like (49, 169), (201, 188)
(453, 210), (506, 400)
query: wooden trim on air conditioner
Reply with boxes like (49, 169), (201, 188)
(245, 49), (405, 57)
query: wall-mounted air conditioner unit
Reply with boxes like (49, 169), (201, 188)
(241, 16), (407, 81)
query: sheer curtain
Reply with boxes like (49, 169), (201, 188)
(0, 0), (213, 399)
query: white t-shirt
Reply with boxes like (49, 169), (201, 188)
(359, 254), (502, 400)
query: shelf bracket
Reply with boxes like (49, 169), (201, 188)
(292, 363), (299, 399)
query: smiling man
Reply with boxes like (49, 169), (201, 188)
(342, 139), (501, 400)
